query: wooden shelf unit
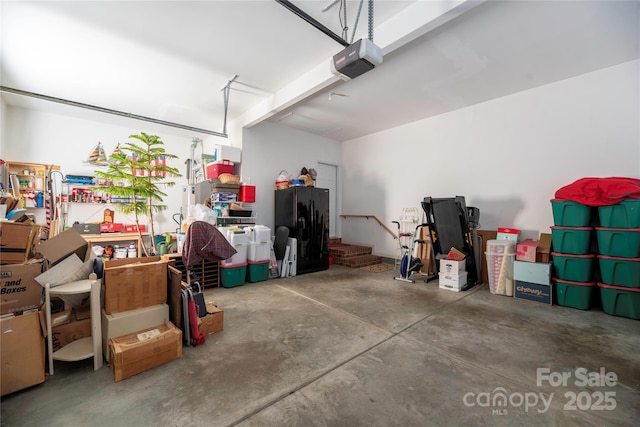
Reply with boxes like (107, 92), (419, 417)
(162, 253), (220, 289)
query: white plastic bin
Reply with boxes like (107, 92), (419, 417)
(223, 243), (248, 266)
(250, 225), (271, 243)
(226, 229), (248, 245)
(248, 241), (271, 262)
(486, 239), (516, 255)
(485, 252), (515, 296)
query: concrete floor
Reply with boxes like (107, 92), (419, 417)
(1, 265), (639, 427)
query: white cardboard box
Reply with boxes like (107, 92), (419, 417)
(439, 259), (466, 275)
(439, 271), (468, 292)
(101, 303), (169, 362)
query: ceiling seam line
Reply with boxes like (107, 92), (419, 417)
(0, 86), (227, 138)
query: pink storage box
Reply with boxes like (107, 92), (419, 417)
(517, 239), (539, 262)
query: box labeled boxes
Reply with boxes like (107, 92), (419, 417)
(197, 303), (224, 336)
(514, 281), (553, 305)
(0, 261), (44, 315)
(103, 257), (168, 314)
(1, 310), (45, 396)
(109, 321), (182, 382)
(439, 271), (468, 292)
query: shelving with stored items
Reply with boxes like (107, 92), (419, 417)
(2, 161), (61, 206)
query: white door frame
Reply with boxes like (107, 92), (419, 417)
(316, 161), (339, 239)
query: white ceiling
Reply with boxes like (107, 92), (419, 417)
(1, 1), (639, 142)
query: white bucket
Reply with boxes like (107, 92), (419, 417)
(114, 247), (128, 259)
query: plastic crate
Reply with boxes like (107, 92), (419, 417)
(553, 278), (595, 310)
(550, 226), (592, 255)
(597, 255), (640, 288)
(220, 263), (247, 288)
(551, 199), (593, 227)
(598, 199), (640, 228)
(595, 227), (640, 258)
(551, 252), (595, 282)
(486, 239), (516, 255)
(246, 261), (269, 283)
(485, 252), (515, 296)
(597, 283), (640, 320)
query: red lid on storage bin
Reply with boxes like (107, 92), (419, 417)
(595, 227), (640, 231)
(552, 277), (595, 287)
(551, 252), (595, 258)
(597, 282), (640, 292)
(497, 227), (520, 234)
(597, 254), (640, 261)
(220, 262), (248, 269)
(550, 226), (593, 230)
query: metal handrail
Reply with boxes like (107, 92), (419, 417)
(339, 214), (398, 239)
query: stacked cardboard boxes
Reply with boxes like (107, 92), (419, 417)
(438, 259), (467, 292)
(514, 233), (553, 305)
(0, 221), (46, 396)
(101, 256), (183, 381)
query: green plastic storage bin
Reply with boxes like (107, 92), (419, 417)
(597, 255), (640, 288)
(551, 199), (592, 227)
(246, 261), (269, 283)
(550, 226), (592, 255)
(598, 283), (640, 320)
(595, 227), (640, 258)
(551, 252), (594, 282)
(598, 199), (640, 228)
(221, 263), (247, 288)
(553, 278), (595, 310)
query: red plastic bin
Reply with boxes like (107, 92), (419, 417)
(239, 185), (256, 203)
(206, 160), (234, 180)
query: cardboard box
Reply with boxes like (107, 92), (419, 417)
(496, 227), (520, 243)
(51, 317), (92, 352)
(109, 321), (182, 382)
(101, 304), (169, 362)
(103, 257), (168, 314)
(124, 224), (146, 233)
(0, 261), (44, 315)
(439, 259), (466, 275)
(36, 228), (90, 267)
(0, 222), (40, 264)
(537, 233), (552, 263)
(100, 223), (123, 233)
(197, 303), (224, 335)
(516, 239), (539, 262)
(513, 261), (551, 285)
(514, 280), (553, 305)
(1, 310), (46, 396)
(439, 271), (468, 292)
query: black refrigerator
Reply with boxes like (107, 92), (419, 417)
(274, 186), (330, 275)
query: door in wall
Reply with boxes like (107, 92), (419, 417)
(315, 162), (337, 238)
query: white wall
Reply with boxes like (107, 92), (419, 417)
(242, 121), (342, 234)
(2, 105), (230, 234)
(342, 60), (640, 259)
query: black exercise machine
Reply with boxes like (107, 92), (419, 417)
(421, 196), (480, 290)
